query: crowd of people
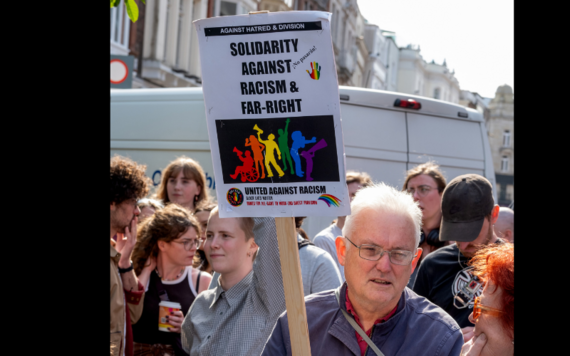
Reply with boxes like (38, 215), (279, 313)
(111, 155), (514, 356)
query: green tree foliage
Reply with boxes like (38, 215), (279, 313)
(110, 0), (145, 23)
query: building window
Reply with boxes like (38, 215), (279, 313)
(503, 130), (511, 147)
(506, 184), (514, 201)
(220, 1), (237, 16)
(433, 88), (441, 99)
(110, 0), (130, 52)
(501, 156), (509, 172)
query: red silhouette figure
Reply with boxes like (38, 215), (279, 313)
(245, 135), (266, 179)
(230, 148), (259, 182)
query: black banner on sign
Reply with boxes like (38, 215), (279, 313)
(205, 21), (322, 36)
(216, 115), (339, 184)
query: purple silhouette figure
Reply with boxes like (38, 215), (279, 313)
(290, 131), (316, 178)
(300, 139), (327, 181)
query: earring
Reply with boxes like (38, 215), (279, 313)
(247, 252), (251, 257)
(195, 195), (199, 202)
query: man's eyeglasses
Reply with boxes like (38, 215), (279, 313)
(171, 238), (201, 250)
(472, 296), (504, 321)
(406, 185), (436, 198)
(344, 236), (415, 265)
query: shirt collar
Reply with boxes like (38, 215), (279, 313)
(210, 270), (254, 308)
(345, 286), (398, 327)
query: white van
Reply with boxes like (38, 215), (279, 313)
(111, 86), (496, 238)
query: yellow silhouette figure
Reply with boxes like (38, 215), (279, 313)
(257, 130), (285, 178)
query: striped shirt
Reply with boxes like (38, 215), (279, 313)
(181, 217), (285, 356)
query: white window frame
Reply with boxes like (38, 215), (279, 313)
(501, 156), (509, 172)
(216, 0), (253, 17)
(503, 130), (511, 147)
(110, 0), (131, 55)
(433, 87), (441, 99)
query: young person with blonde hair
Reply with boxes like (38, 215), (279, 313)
(181, 208), (285, 356)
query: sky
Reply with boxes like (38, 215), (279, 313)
(357, 0), (513, 99)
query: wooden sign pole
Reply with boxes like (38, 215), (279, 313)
(275, 217), (312, 356)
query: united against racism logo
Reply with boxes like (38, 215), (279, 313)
(227, 188), (244, 207)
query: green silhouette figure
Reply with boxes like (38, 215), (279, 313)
(257, 130), (285, 178)
(277, 118), (294, 175)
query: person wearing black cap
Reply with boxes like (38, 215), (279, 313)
(412, 173), (503, 329)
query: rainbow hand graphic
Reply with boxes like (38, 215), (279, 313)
(306, 62), (321, 80)
(318, 194), (341, 207)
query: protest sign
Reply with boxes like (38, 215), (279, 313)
(194, 11), (349, 218)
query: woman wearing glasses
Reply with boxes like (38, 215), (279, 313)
(131, 204), (212, 356)
(402, 162), (448, 287)
(461, 242), (514, 356)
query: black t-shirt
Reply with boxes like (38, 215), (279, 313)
(412, 241), (503, 328)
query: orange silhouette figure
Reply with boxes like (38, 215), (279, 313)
(245, 135), (265, 179)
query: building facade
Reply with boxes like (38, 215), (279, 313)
(397, 45), (460, 103)
(111, 0), (259, 89)
(486, 84), (514, 206)
(112, 0), (460, 101)
(362, 24), (398, 91)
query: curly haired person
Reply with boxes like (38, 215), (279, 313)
(110, 155), (151, 356)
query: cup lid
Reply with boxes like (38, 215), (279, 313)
(159, 301), (181, 309)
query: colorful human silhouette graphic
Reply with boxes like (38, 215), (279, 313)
(256, 125), (285, 178)
(290, 131), (316, 178)
(277, 118), (294, 175)
(245, 134), (265, 179)
(230, 147), (259, 182)
(306, 62), (321, 80)
(300, 139), (327, 181)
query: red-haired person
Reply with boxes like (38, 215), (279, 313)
(460, 242), (514, 356)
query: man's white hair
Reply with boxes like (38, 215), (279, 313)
(342, 182), (423, 249)
(495, 207), (514, 233)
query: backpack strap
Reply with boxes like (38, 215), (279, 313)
(298, 239), (315, 250)
(195, 270), (202, 293)
(334, 287), (385, 356)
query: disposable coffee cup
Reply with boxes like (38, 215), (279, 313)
(158, 301), (182, 332)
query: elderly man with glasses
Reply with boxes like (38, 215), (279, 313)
(262, 183), (463, 356)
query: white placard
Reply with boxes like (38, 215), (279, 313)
(194, 11), (349, 217)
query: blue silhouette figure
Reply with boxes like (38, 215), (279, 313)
(290, 131), (316, 178)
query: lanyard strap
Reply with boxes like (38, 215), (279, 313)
(334, 287), (385, 356)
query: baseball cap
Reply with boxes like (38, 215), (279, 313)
(440, 174), (495, 242)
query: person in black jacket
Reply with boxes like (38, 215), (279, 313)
(412, 174), (504, 330)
